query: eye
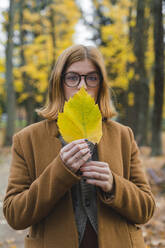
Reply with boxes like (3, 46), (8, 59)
(65, 73), (78, 81)
(87, 74), (99, 81)
(68, 76), (77, 81)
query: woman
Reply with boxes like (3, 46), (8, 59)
(3, 44), (155, 248)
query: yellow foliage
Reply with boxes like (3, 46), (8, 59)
(20, 65), (37, 77)
(37, 80), (48, 93)
(128, 92), (134, 106)
(129, 19), (136, 28)
(0, 78), (5, 84)
(0, 61), (5, 72)
(13, 68), (21, 78)
(146, 25), (154, 71)
(23, 10), (40, 23)
(57, 87), (102, 144)
(35, 95), (43, 103)
(23, 9), (33, 20)
(99, 0), (156, 116)
(33, 24), (42, 33)
(18, 93), (29, 103)
(127, 69), (135, 80)
(3, 0), (80, 105)
(14, 80), (23, 93)
(98, 0), (136, 90)
(0, 58), (5, 95)
(22, 24), (32, 31)
(0, 78), (5, 95)
(35, 35), (47, 44)
(0, 107), (2, 117)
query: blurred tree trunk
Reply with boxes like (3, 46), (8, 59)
(49, 5), (56, 69)
(125, 3), (136, 129)
(19, 0), (35, 125)
(24, 98), (35, 125)
(19, 0), (53, 125)
(4, 0), (16, 146)
(129, 0), (149, 145)
(151, 0), (164, 155)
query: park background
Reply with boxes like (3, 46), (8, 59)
(0, 0), (165, 247)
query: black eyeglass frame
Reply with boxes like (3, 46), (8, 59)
(62, 71), (102, 88)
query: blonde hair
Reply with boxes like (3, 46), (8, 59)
(37, 44), (116, 120)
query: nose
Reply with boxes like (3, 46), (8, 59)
(77, 76), (87, 89)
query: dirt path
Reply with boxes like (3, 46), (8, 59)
(0, 148), (27, 248)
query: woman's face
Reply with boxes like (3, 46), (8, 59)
(63, 59), (100, 102)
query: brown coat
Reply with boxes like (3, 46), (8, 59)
(3, 119), (155, 248)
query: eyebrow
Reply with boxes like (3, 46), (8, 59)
(66, 70), (98, 74)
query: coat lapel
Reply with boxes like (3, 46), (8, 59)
(34, 120), (62, 177)
(45, 119), (59, 138)
(97, 121), (123, 176)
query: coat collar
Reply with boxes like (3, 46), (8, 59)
(45, 120), (60, 138)
(97, 120), (122, 175)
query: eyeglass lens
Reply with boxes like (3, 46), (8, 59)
(64, 72), (100, 87)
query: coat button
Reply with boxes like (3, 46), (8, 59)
(85, 198), (90, 207)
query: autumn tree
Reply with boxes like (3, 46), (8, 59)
(127, 0), (150, 145)
(18, 0), (36, 124)
(80, 0), (156, 146)
(4, 0), (16, 146)
(13, 0), (80, 125)
(80, 0), (136, 123)
(98, 0), (135, 125)
(151, 0), (164, 155)
(0, 59), (5, 116)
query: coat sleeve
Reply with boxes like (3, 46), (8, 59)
(99, 127), (155, 224)
(3, 134), (80, 230)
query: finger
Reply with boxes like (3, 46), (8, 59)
(86, 179), (112, 192)
(83, 161), (109, 168)
(61, 143), (89, 162)
(86, 179), (106, 187)
(78, 152), (91, 166)
(61, 139), (87, 152)
(80, 166), (109, 174)
(70, 152), (91, 172)
(67, 148), (90, 165)
(82, 171), (109, 181)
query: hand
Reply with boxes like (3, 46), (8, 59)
(80, 161), (114, 192)
(60, 139), (91, 173)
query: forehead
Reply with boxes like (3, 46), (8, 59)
(66, 59), (97, 74)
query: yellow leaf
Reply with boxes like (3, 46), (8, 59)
(57, 87), (102, 144)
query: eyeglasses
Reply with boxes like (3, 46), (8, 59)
(62, 72), (101, 88)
